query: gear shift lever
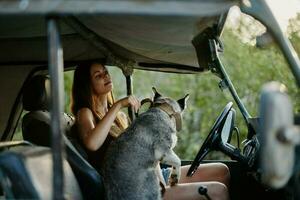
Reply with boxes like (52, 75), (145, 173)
(198, 186), (212, 200)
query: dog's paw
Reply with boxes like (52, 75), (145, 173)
(169, 173), (179, 186)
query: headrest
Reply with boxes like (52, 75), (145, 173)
(23, 75), (50, 111)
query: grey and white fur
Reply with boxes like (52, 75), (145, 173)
(102, 88), (189, 200)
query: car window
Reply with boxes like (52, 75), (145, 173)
(11, 13), (300, 161)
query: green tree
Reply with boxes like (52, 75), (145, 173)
(63, 14), (300, 160)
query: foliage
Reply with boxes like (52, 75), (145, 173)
(63, 15), (300, 160)
(118, 18), (299, 160)
(64, 70), (74, 114)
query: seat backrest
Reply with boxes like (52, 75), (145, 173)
(22, 75), (74, 146)
(21, 75), (105, 199)
(0, 146), (82, 199)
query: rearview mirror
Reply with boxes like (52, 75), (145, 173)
(259, 82), (300, 189)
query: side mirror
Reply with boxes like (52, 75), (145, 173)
(259, 82), (300, 189)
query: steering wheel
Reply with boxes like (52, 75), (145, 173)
(187, 102), (233, 177)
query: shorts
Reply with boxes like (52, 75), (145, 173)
(161, 168), (171, 185)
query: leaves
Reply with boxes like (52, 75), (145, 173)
(63, 16), (300, 160)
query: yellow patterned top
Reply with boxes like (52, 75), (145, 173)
(109, 112), (129, 138)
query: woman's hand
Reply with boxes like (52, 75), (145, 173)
(117, 95), (141, 113)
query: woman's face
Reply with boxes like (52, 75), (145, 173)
(90, 63), (113, 96)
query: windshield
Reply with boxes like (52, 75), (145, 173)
(57, 9), (300, 161)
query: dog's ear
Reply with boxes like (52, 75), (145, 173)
(152, 87), (162, 100)
(177, 94), (189, 110)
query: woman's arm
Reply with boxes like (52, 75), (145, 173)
(77, 95), (140, 151)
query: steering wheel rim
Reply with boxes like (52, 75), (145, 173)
(187, 102), (233, 177)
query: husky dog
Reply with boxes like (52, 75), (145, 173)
(102, 88), (189, 200)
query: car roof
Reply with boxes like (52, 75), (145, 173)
(0, 0), (238, 139)
(0, 0), (236, 73)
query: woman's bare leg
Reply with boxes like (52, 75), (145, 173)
(163, 163), (230, 200)
(179, 163), (231, 187)
(164, 182), (229, 200)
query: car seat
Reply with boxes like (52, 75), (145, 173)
(21, 75), (105, 199)
(0, 144), (82, 199)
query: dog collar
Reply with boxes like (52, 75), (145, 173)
(152, 102), (182, 132)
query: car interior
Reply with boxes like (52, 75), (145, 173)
(0, 69), (291, 200)
(0, 0), (299, 199)
(22, 74), (105, 199)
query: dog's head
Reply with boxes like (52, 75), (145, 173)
(151, 87), (189, 132)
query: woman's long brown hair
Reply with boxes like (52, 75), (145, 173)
(71, 61), (128, 132)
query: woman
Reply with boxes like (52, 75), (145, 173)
(71, 61), (230, 200)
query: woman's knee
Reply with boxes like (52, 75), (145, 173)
(207, 182), (229, 200)
(213, 163), (231, 186)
